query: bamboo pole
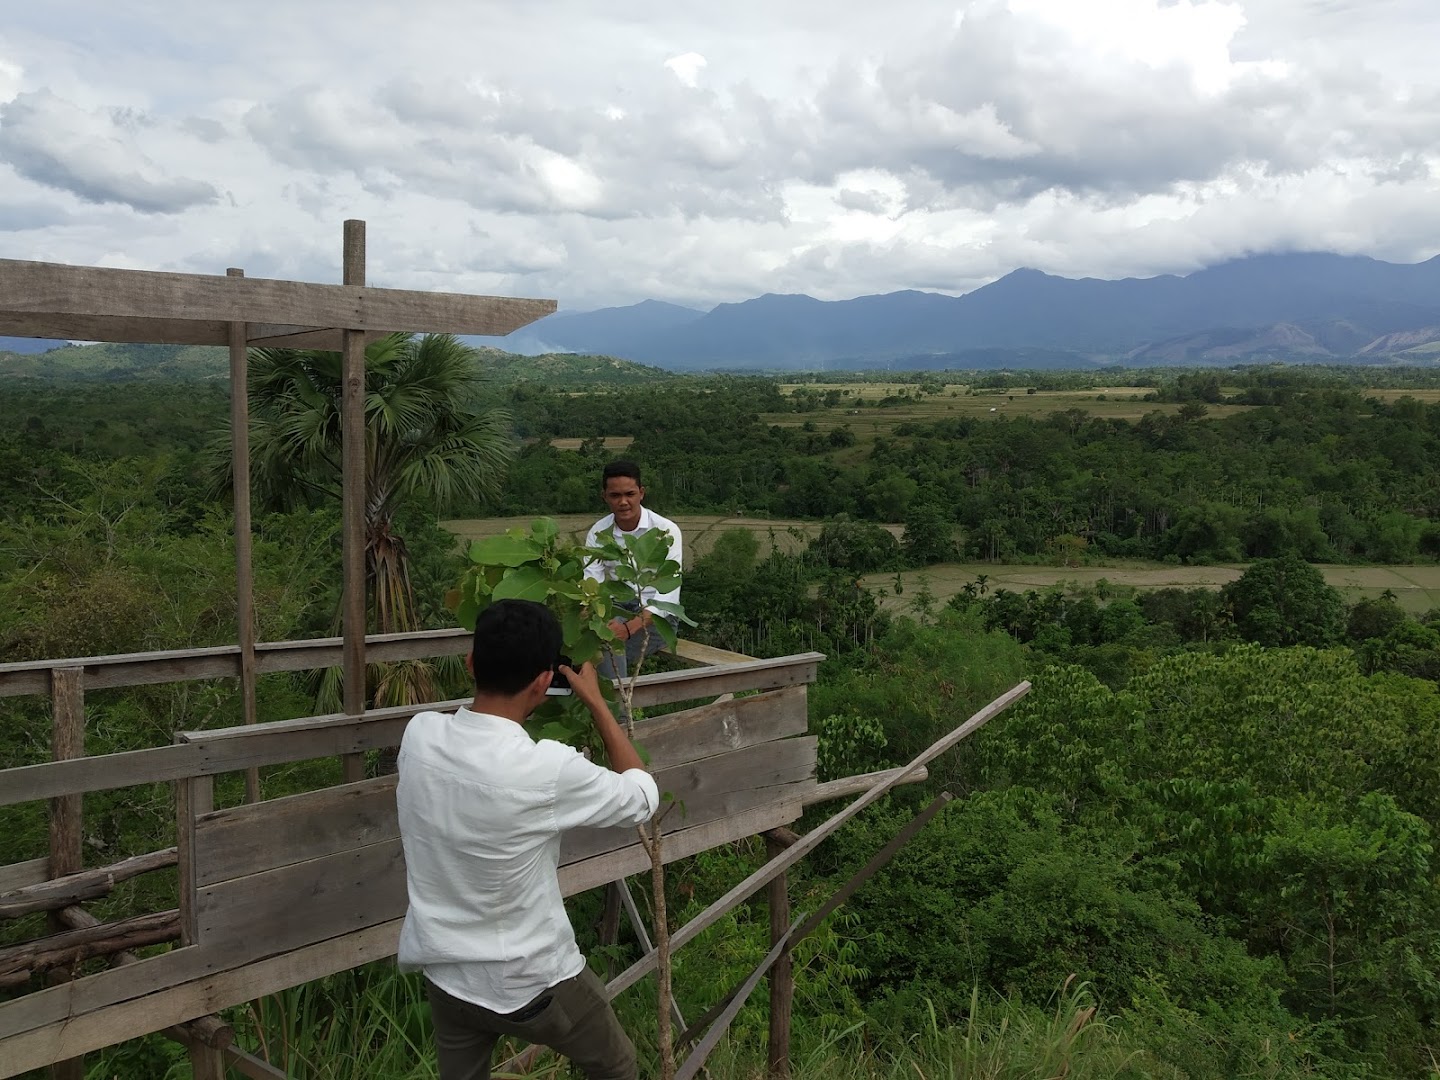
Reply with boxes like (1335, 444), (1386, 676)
(340, 220), (367, 785)
(227, 267), (261, 804)
(48, 665), (84, 1080)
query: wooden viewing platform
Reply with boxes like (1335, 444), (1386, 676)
(0, 228), (1029, 1078)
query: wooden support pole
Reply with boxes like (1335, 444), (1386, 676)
(598, 882), (622, 977)
(48, 666), (84, 1080)
(227, 267), (261, 805)
(189, 1042), (227, 1080)
(177, 775), (214, 948)
(765, 835), (792, 1079)
(340, 220), (368, 785)
(0, 910), (181, 986)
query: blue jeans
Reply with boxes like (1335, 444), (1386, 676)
(597, 618), (673, 681)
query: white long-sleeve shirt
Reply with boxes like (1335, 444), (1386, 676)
(582, 506), (684, 614)
(396, 707), (659, 1011)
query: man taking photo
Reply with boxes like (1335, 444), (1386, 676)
(396, 598), (658, 1080)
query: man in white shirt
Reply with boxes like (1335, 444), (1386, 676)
(397, 598), (659, 1080)
(583, 460), (683, 679)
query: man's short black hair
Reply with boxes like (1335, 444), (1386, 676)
(470, 599), (562, 695)
(602, 460), (642, 486)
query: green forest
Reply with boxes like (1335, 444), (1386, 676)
(3, 349), (1440, 1078)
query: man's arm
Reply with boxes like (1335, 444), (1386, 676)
(560, 661), (644, 774)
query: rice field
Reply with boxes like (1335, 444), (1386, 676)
(764, 384), (1253, 431)
(441, 514), (899, 567)
(861, 561), (1440, 615)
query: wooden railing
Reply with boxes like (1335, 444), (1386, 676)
(0, 634), (826, 1078)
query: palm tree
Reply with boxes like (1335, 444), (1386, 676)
(237, 332), (513, 707)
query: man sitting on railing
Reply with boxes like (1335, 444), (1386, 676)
(396, 598), (658, 1080)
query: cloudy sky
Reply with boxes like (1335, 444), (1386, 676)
(2, 0), (1438, 313)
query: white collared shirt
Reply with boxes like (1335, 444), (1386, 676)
(583, 506), (684, 614)
(396, 707), (659, 1012)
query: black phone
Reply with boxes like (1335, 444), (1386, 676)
(547, 655), (575, 696)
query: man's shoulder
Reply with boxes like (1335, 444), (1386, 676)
(644, 508), (681, 533)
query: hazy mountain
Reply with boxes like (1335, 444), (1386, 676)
(480, 252), (1440, 370)
(0, 337), (68, 354)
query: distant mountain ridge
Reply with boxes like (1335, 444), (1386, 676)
(473, 252), (1440, 370)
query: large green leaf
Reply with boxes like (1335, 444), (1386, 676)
(469, 534), (542, 568)
(491, 566), (550, 602)
(649, 617), (679, 652)
(648, 600), (697, 627)
(531, 516), (559, 543)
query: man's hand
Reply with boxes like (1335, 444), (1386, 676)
(558, 660), (645, 776)
(607, 617), (630, 641)
(558, 661), (605, 708)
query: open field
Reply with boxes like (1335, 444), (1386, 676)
(1362, 388), (1440, 403)
(443, 515), (903, 567)
(545, 435), (635, 450)
(764, 385), (1253, 431)
(861, 562), (1440, 615)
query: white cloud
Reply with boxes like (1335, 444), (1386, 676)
(664, 52), (708, 88)
(0, 0), (1436, 310)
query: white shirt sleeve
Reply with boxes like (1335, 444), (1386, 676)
(643, 515), (683, 615)
(552, 751), (659, 831)
(582, 519), (608, 585)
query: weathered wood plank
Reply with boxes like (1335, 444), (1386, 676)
(0, 910), (180, 987)
(195, 840), (407, 969)
(0, 311), (228, 346)
(561, 739), (816, 864)
(804, 765), (928, 806)
(0, 858), (49, 894)
(0, 258), (557, 337)
(224, 1043), (293, 1080)
(632, 686), (807, 771)
(194, 777), (399, 888)
(673, 641), (757, 667)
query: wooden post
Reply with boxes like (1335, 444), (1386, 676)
(599, 882), (622, 978)
(177, 772), (219, 1078)
(340, 220), (367, 784)
(228, 267), (261, 805)
(765, 834), (793, 1079)
(48, 665), (85, 1080)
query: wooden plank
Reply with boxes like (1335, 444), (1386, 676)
(0, 634), (808, 701)
(189, 1043), (226, 1080)
(0, 258), (557, 338)
(632, 686), (807, 771)
(673, 641), (757, 667)
(561, 739), (816, 864)
(0, 311), (227, 346)
(177, 777), (212, 947)
(0, 655), (821, 802)
(194, 777), (398, 888)
(0, 911), (180, 987)
(0, 858), (49, 894)
(340, 221), (368, 788)
(46, 667), (85, 1080)
(195, 840), (407, 969)
(558, 799), (803, 896)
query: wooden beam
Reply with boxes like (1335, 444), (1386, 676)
(0, 859), (50, 894)
(0, 910), (180, 987)
(46, 667), (84, 1080)
(340, 221), (368, 786)
(228, 267), (261, 805)
(0, 258), (556, 338)
(0, 848), (177, 920)
(803, 765), (928, 806)
(0, 312), (228, 346)
(766, 834), (792, 1079)
(225, 1044), (294, 1079)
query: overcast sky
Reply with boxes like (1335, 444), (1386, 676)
(2, 0), (1438, 313)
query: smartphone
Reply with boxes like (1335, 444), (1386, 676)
(547, 655), (575, 696)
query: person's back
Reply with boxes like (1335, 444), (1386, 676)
(396, 599), (657, 1080)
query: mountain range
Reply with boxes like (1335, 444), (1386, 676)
(468, 252), (1440, 370)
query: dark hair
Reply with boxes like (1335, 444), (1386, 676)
(470, 599), (562, 695)
(602, 460), (642, 486)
